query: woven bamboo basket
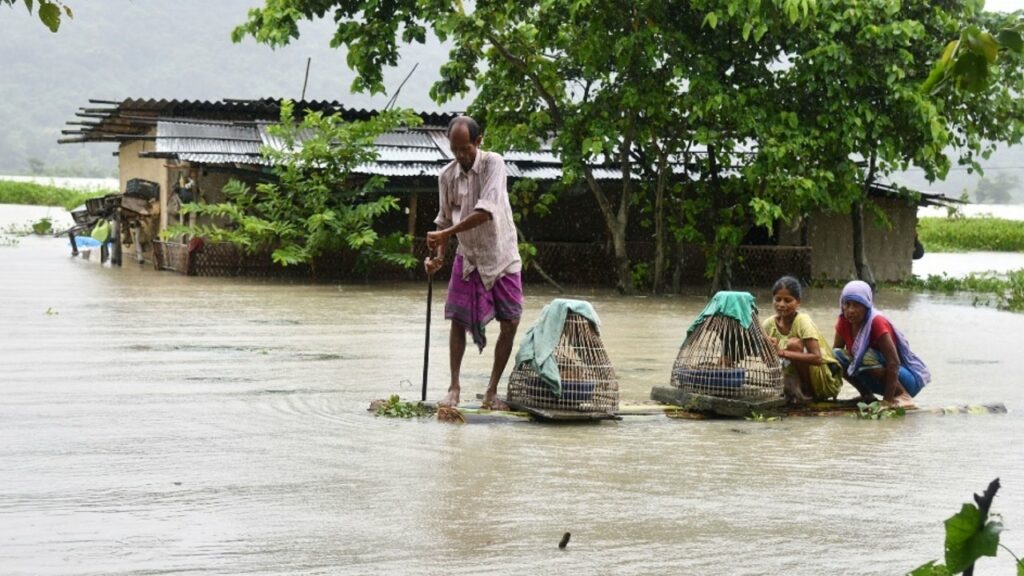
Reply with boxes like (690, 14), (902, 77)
(507, 311), (619, 413)
(671, 305), (783, 402)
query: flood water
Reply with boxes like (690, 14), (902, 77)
(2, 205), (1023, 575)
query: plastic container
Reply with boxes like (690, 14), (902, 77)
(674, 367), (746, 389)
(529, 378), (597, 402)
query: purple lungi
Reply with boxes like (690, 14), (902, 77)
(445, 254), (523, 352)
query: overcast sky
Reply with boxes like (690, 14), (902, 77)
(985, 0), (1024, 12)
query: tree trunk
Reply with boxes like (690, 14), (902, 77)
(851, 200), (876, 288)
(516, 226), (564, 293)
(611, 222), (632, 294)
(710, 243), (734, 294)
(651, 149), (668, 294)
(671, 243), (684, 294)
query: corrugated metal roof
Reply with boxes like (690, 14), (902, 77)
(171, 153), (271, 166)
(157, 121), (259, 141)
(513, 165), (625, 181)
(354, 163), (442, 177)
(67, 99), (683, 184)
(374, 131), (437, 148)
(154, 121), (262, 155)
(426, 130), (453, 161)
(374, 146), (447, 162)
(156, 139), (263, 155)
(503, 150), (561, 163)
(63, 98), (461, 144)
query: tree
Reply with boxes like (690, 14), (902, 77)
(233, 0), (821, 293)
(2, 0), (72, 32)
(761, 0), (1024, 287)
(234, 0), (1022, 292)
(167, 100), (422, 274)
(974, 172), (1020, 204)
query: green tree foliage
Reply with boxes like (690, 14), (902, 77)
(2, 0), (72, 32)
(167, 100), (422, 272)
(234, 0), (821, 293)
(233, 0), (1023, 292)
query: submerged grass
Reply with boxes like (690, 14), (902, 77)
(918, 216), (1024, 252)
(905, 269), (1024, 312)
(0, 181), (110, 211)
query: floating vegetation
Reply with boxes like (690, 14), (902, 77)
(745, 411), (781, 422)
(372, 395), (435, 418)
(31, 217), (52, 235)
(855, 401), (906, 420)
(907, 270), (1024, 312)
(0, 180), (110, 211)
(918, 216), (1024, 253)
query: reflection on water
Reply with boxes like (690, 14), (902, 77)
(2, 219), (1023, 575)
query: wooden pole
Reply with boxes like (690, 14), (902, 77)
(301, 57), (311, 101)
(421, 274), (433, 402)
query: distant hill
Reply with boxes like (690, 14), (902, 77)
(1, 1), (1022, 202)
(0, 0), (467, 177)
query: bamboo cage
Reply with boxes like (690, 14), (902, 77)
(671, 310), (784, 402)
(507, 311), (619, 413)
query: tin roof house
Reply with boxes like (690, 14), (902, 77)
(60, 97), (944, 285)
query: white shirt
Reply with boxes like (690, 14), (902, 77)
(434, 150), (521, 290)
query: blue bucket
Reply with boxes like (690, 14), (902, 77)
(674, 367), (746, 389)
(529, 379), (596, 402)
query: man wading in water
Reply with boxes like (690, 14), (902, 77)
(424, 116), (523, 411)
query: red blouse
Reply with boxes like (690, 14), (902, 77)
(834, 314), (893, 354)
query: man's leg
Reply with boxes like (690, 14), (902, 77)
(482, 319), (518, 410)
(439, 322), (467, 407)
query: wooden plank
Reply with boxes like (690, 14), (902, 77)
(505, 400), (620, 422)
(782, 400), (1008, 418)
(420, 402), (532, 423)
(650, 386), (785, 418)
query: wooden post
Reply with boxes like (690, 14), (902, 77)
(111, 217), (122, 266)
(407, 192), (419, 280)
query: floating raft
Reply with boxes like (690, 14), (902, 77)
(650, 386), (786, 418)
(390, 397), (1007, 423)
(505, 399), (621, 422)
(649, 386), (1008, 419)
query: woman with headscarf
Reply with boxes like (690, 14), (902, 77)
(832, 281), (930, 407)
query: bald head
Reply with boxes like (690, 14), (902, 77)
(447, 115), (482, 141)
(448, 116), (482, 171)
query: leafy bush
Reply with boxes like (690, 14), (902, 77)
(918, 217), (1024, 253)
(0, 180), (109, 211)
(166, 100), (421, 270)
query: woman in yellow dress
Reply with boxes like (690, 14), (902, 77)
(761, 276), (843, 403)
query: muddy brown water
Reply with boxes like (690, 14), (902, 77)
(2, 206), (1023, 575)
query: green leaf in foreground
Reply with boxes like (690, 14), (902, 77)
(907, 560), (951, 576)
(944, 503), (1002, 573)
